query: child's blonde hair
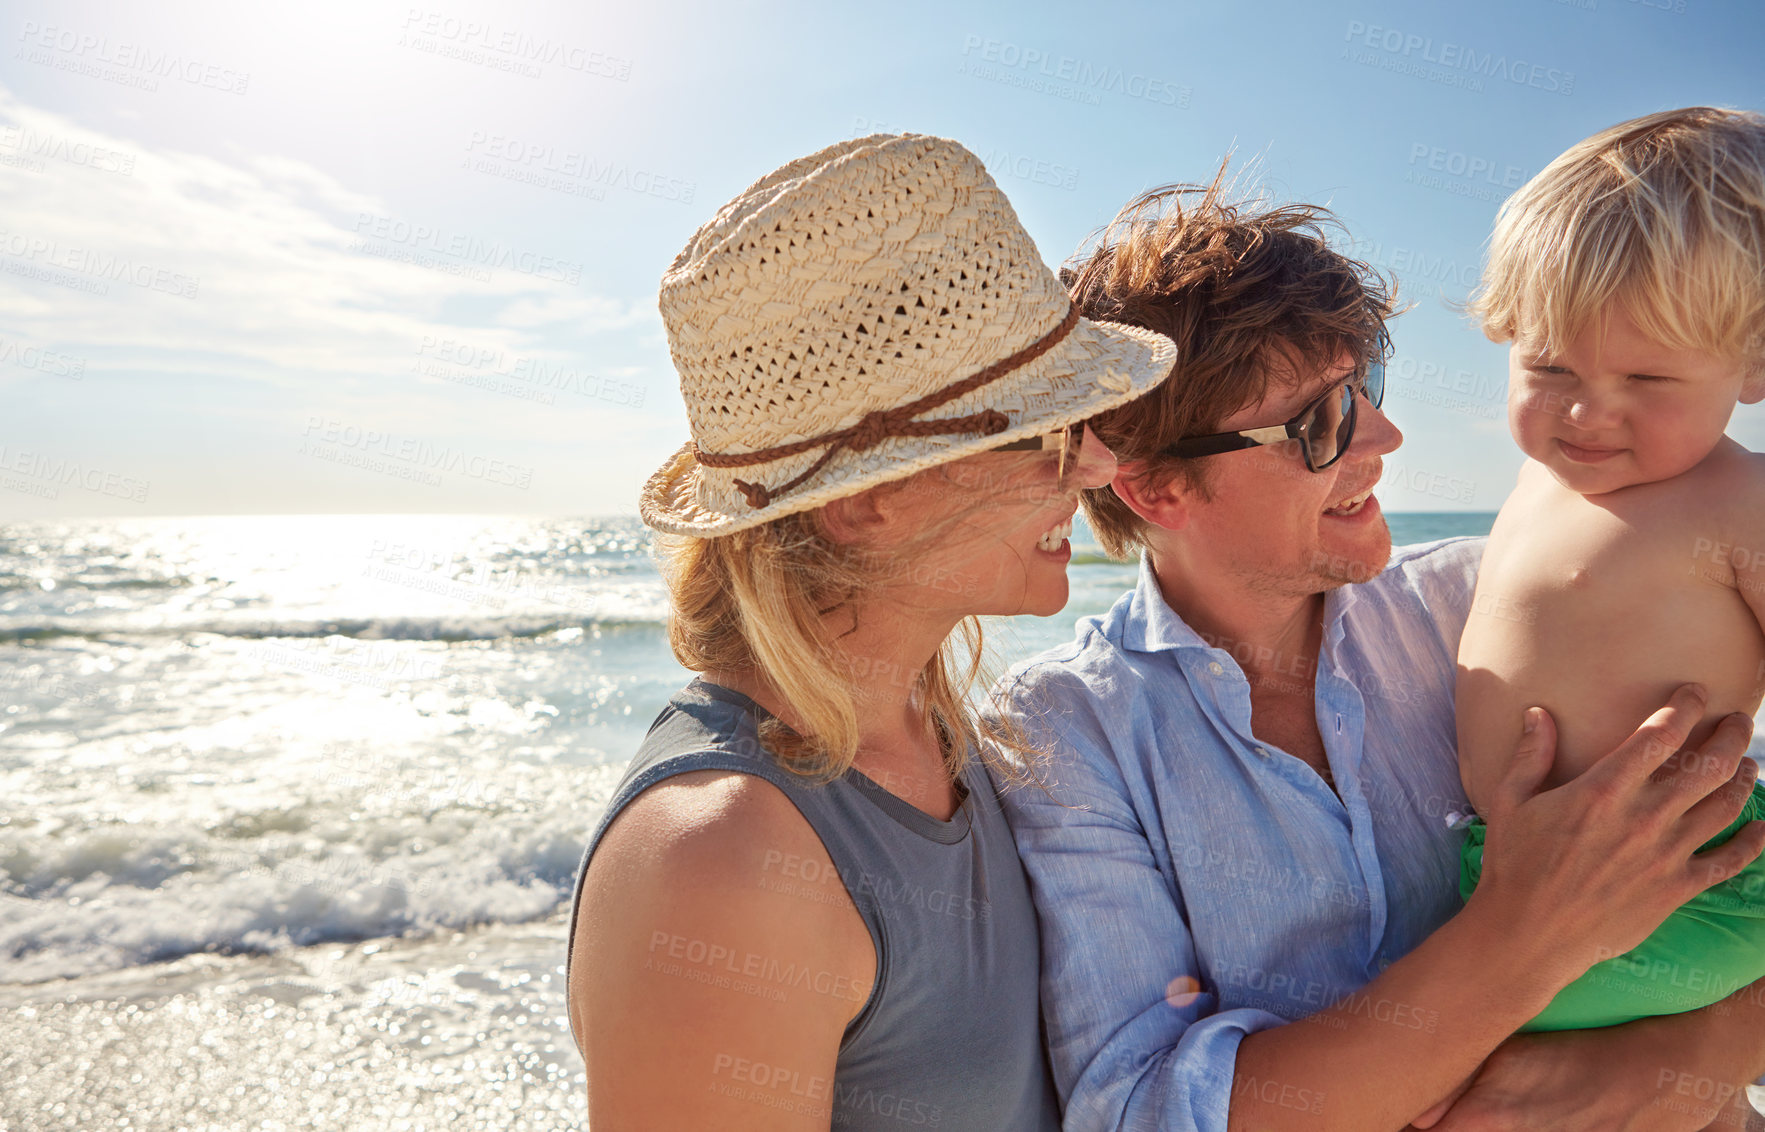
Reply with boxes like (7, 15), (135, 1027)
(1472, 106), (1765, 376)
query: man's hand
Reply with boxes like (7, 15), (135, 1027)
(1470, 691), (1763, 985)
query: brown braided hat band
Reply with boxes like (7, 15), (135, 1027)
(693, 305), (1081, 509)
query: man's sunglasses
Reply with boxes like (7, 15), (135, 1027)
(1161, 358), (1387, 473)
(990, 422), (1086, 491)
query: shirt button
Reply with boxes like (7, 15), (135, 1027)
(1254, 746), (1271, 758)
(1208, 661), (1225, 676)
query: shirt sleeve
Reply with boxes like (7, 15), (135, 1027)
(988, 665), (1290, 1132)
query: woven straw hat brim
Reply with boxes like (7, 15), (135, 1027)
(639, 316), (1176, 537)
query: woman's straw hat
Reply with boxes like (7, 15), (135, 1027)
(640, 132), (1177, 537)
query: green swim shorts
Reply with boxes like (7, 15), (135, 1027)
(1458, 783), (1765, 1032)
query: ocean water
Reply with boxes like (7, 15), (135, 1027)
(0, 508), (1654, 1130)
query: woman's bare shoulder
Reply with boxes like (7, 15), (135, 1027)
(567, 769), (873, 1034)
(568, 774), (876, 1128)
(596, 770), (816, 870)
(577, 769), (856, 931)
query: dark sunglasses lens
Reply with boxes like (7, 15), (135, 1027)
(1301, 385), (1355, 470)
(1332, 387), (1358, 468)
(1366, 358), (1386, 410)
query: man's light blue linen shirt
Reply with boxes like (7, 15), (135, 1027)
(990, 536), (1483, 1132)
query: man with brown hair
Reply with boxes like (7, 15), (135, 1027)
(991, 177), (1765, 1131)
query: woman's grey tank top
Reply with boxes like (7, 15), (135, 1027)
(566, 679), (1060, 1131)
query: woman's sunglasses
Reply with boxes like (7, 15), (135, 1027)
(990, 422), (1086, 491)
(1161, 357), (1387, 473)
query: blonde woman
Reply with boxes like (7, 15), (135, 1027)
(563, 134), (1177, 1130)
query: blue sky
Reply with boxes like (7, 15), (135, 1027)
(3, 0), (1762, 517)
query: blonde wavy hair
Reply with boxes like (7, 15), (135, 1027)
(1471, 106), (1765, 376)
(656, 482), (1035, 784)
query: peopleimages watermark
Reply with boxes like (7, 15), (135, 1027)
(1403, 142), (1531, 204)
(397, 9), (631, 81)
(1, 665), (106, 705)
(299, 416), (534, 489)
(1173, 842), (1364, 909)
(0, 124), (136, 177)
(0, 445), (148, 503)
(1347, 238), (1480, 293)
(1217, 961), (1441, 1038)
(1691, 535), (1765, 596)
(15, 21), (250, 94)
(1651, 1069), (1753, 1125)
(646, 931), (868, 1005)
(988, 147), (1079, 191)
(1382, 461), (1478, 505)
(0, 335), (85, 379)
(351, 213), (583, 285)
(1470, 588), (1537, 627)
(757, 846), (992, 925)
(1387, 354), (1505, 421)
(246, 636), (442, 692)
(362, 537), (616, 617)
(1585, 947), (1755, 1003)
(1310, 550), (1387, 585)
(958, 34), (1190, 109)
(1232, 1074), (1326, 1117)
(0, 230), (199, 299)
(707, 1049), (946, 1126)
(413, 336), (645, 408)
(850, 116), (1078, 192)
(461, 132), (696, 205)
(1342, 21), (1574, 96)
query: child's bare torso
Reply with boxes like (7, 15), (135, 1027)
(1456, 441), (1765, 812)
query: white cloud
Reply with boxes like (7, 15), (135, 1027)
(0, 87), (630, 392)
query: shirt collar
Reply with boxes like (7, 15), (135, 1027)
(1119, 553), (1216, 655)
(1119, 550), (1366, 658)
(1322, 566), (1365, 659)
